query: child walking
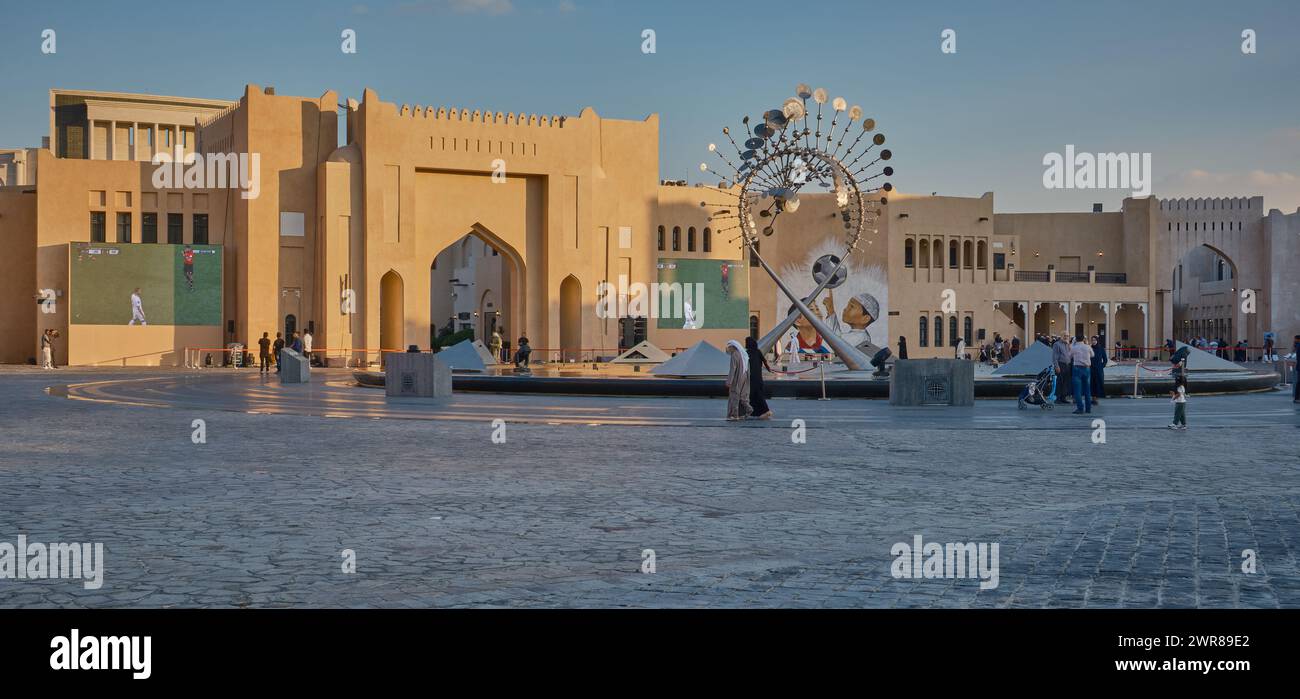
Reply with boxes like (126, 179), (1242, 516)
(1168, 375), (1188, 430)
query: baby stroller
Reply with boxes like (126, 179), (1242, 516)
(1017, 366), (1056, 410)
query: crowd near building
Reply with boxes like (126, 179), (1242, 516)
(1, 86), (1297, 367)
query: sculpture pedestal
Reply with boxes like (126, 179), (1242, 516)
(385, 353), (452, 398)
(889, 358), (974, 406)
(278, 349), (310, 383)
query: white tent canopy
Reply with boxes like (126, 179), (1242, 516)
(648, 341), (730, 378)
(611, 341), (671, 364)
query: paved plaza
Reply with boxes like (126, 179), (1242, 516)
(1, 367), (1298, 608)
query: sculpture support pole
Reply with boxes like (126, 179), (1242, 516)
(751, 247), (872, 371)
(755, 254), (847, 355)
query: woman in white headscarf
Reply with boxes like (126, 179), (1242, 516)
(725, 339), (751, 421)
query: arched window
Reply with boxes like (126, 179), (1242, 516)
(963, 316), (973, 345)
(904, 238), (915, 267)
(750, 239), (760, 267)
(657, 226), (665, 251)
(949, 316), (958, 346)
(919, 316), (928, 347)
(977, 240), (987, 269)
(702, 227), (712, 253)
(932, 239), (942, 267)
(749, 315), (760, 339)
(933, 315), (943, 347)
(963, 240), (973, 269)
(688, 226), (697, 252)
(672, 226), (681, 251)
(918, 239), (929, 268)
(948, 240), (959, 268)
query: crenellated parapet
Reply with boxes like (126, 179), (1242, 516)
(1157, 196), (1262, 212)
(393, 102), (567, 128)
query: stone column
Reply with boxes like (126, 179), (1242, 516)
(1100, 302), (1113, 347)
(1139, 302), (1150, 359)
(1022, 301), (1033, 346)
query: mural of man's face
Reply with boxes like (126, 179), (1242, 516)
(842, 298), (874, 329)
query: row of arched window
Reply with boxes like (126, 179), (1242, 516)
(656, 225), (712, 253)
(904, 238), (987, 270)
(916, 314), (973, 347)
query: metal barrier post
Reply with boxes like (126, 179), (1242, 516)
(818, 359), (829, 401)
(1130, 361), (1141, 398)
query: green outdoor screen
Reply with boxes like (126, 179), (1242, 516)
(70, 242), (222, 325)
(655, 258), (749, 330)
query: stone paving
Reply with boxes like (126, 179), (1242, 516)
(1, 367), (1297, 608)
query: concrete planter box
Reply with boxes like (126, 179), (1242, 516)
(385, 353), (452, 398)
(889, 358), (974, 406)
(278, 348), (311, 383)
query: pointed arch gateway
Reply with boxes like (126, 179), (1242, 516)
(428, 222), (528, 353)
(559, 274), (582, 362)
(379, 270), (404, 365)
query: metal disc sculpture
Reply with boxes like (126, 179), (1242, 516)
(698, 84), (894, 370)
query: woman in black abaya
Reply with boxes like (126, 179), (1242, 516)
(745, 336), (774, 419)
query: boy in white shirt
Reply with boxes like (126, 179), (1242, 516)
(1168, 375), (1188, 430)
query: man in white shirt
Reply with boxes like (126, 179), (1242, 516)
(128, 288), (147, 325)
(1069, 335), (1093, 414)
(302, 329), (314, 366)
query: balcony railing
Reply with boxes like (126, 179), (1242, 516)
(1008, 270), (1129, 284)
(1014, 270), (1050, 282)
(1055, 271), (1090, 283)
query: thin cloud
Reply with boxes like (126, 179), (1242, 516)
(394, 0), (515, 15)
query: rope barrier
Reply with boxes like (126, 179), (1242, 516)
(770, 364), (823, 375)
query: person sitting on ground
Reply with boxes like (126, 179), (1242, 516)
(513, 336), (532, 369)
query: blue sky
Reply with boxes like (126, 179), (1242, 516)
(3, 0), (1297, 212)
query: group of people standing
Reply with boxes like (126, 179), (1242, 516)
(979, 333), (1021, 364)
(724, 337), (775, 421)
(256, 329), (312, 374)
(1051, 334), (1109, 414)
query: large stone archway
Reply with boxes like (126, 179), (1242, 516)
(428, 223), (525, 348)
(1171, 243), (1244, 345)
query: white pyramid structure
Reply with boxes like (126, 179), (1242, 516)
(611, 341), (671, 364)
(471, 339), (499, 365)
(435, 339), (488, 372)
(1176, 342), (1248, 372)
(648, 340), (730, 377)
(991, 340), (1054, 376)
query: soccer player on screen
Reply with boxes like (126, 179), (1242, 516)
(720, 263), (730, 299)
(129, 288), (147, 325)
(183, 246), (195, 291)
